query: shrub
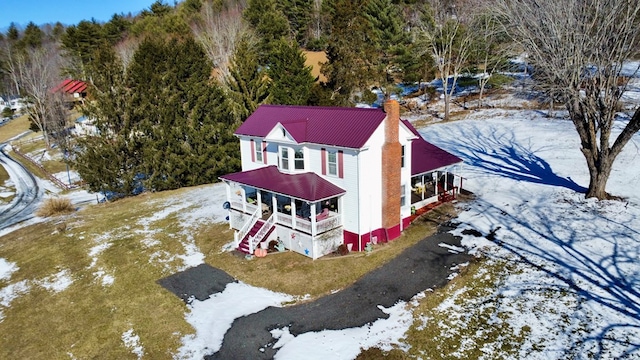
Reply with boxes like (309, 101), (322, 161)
(36, 197), (74, 217)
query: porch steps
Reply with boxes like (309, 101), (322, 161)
(237, 220), (276, 255)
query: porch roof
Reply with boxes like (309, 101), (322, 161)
(402, 120), (463, 175)
(220, 165), (346, 202)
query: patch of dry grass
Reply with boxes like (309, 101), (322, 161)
(0, 114), (30, 143)
(303, 50), (328, 83)
(36, 197), (75, 217)
(0, 165), (9, 185)
(0, 189), (194, 359)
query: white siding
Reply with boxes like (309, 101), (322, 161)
(357, 123), (385, 235)
(399, 126), (415, 225)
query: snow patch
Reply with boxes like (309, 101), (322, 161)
(39, 269), (73, 292)
(174, 282), (294, 359)
(0, 258), (18, 281)
(272, 302), (413, 359)
(121, 328), (145, 359)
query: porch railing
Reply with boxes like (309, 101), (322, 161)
(235, 206), (261, 248)
(276, 212), (340, 235)
(249, 212), (276, 254)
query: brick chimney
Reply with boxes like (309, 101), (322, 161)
(381, 99), (401, 240)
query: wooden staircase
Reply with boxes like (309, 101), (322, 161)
(237, 220), (276, 255)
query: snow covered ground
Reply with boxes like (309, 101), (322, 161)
(421, 110), (640, 359)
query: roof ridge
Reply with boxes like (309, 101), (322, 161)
(259, 104), (382, 112)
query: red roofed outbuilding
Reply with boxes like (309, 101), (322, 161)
(52, 79), (88, 104)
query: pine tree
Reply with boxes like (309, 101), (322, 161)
(268, 40), (316, 105)
(75, 35), (239, 196)
(320, 0), (377, 105)
(225, 35), (271, 123)
(278, 0), (314, 45)
(244, 0), (291, 61)
(363, 0), (410, 96)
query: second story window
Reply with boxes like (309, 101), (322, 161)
(294, 149), (304, 170)
(327, 150), (337, 176)
(281, 147), (289, 170)
(401, 145), (405, 168)
(255, 140), (263, 163)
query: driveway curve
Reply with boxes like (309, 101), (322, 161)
(203, 223), (471, 359)
(0, 144), (42, 231)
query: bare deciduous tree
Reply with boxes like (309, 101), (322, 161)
(19, 43), (63, 148)
(114, 37), (141, 71)
(469, 10), (510, 109)
(191, 1), (247, 80)
(497, 0), (640, 200)
(417, 0), (473, 121)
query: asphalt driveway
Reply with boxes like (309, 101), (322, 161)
(160, 223), (471, 359)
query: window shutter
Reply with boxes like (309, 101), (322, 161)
(250, 139), (255, 162)
(321, 148), (327, 175)
(338, 150), (344, 178)
(263, 141), (267, 164)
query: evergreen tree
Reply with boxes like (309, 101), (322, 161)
(7, 23), (19, 42)
(73, 43), (142, 195)
(278, 0), (314, 46)
(61, 20), (108, 78)
(75, 35), (239, 196)
(320, 0), (377, 105)
(243, 0), (291, 61)
(363, 0), (410, 96)
(225, 35), (271, 122)
(19, 22), (44, 49)
(268, 40), (316, 105)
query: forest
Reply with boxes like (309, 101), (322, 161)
(1, 0), (638, 199)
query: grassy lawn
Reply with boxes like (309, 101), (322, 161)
(0, 166), (15, 205)
(0, 114), (31, 143)
(0, 184), (470, 358)
(0, 165), (9, 184)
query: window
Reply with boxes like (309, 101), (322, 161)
(294, 149), (304, 170)
(327, 150), (337, 176)
(255, 140), (263, 163)
(400, 185), (406, 207)
(281, 147), (289, 170)
(401, 145), (405, 168)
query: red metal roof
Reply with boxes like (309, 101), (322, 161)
(52, 79), (87, 95)
(220, 166), (346, 202)
(402, 120), (463, 175)
(235, 105), (387, 148)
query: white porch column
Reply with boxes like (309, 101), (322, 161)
(291, 201), (297, 229)
(445, 171), (448, 192)
(241, 187), (247, 213)
(310, 202), (317, 237)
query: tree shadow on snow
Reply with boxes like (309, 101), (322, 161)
(423, 123), (639, 357)
(468, 197), (640, 359)
(427, 123), (587, 193)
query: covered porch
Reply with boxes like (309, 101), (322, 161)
(220, 166), (346, 259)
(410, 168), (461, 207)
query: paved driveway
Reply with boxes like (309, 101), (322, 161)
(161, 223), (471, 359)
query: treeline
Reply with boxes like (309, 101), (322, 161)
(0, 0), (514, 197)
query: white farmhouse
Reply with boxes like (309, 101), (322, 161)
(220, 100), (463, 259)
